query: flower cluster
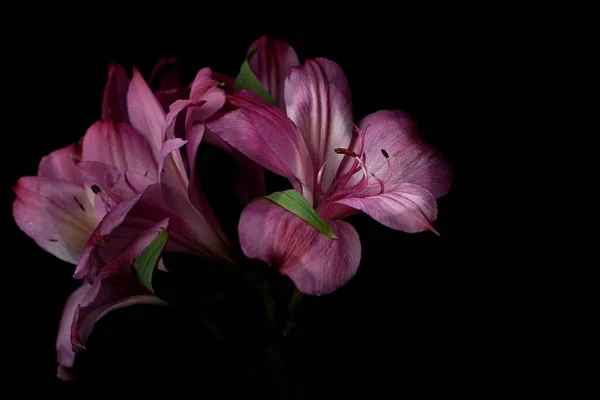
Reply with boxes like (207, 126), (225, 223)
(12, 36), (452, 380)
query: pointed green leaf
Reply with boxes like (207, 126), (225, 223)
(263, 189), (336, 239)
(133, 229), (168, 293)
(234, 48), (276, 105)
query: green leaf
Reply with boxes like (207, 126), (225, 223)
(263, 189), (337, 239)
(133, 229), (168, 293)
(234, 48), (276, 105)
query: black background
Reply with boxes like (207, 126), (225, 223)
(4, 22), (503, 397)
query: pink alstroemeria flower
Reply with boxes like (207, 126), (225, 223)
(207, 37), (452, 295)
(12, 59), (181, 265)
(11, 60), (187, 381)
(57, 66), (262, 380)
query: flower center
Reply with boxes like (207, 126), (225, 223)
(316, 125), (392, 206)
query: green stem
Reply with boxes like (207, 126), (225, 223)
(243, 269), (277, 329)
(283, 288), (304, 337)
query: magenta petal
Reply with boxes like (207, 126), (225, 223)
(81, 119), (157, 178)
(358, 110), (452, 198)
(203, 128), (266, 204)
(238, 199), (361, 295)
(247, 36), (299, 110)
(99, 218), (170, 274)
(74, 194), (142, 279)
(159, 139), (232, 260)
(13, 177), (97, 264)
(127, 68), (166, 160)
(189, 68), (227, 117)
(334, 183), (439, 234)
(37, 143), (83, 185)
(56, 281), (91, 380)
(285, 58), (354, 198)
(102, 63), (130, 123)
(207, 90), (314, 202)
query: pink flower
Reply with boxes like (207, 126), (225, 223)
(55, 66), (261, 380)
(207, 37), (453, 296)
(12, 60), (180, 265)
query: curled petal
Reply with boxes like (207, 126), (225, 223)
(357, 110), (452, 198)
(285, 58), (354, 200)
(56, 281), (92, 380)
(159, 139), (232, 261)
(102, 63), (130, 123)
(74, 194), (143, 279)
(247, 36), (299, 110)
(334, 183), (439, 234)
(13, 177), (96, 264)
(238, 199), (361, 295)
(207, 90), (314, 203)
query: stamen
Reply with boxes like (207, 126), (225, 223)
(371, 173), (385, 195)
(381, 149), (389, 159)
(334, 148), (358, 157)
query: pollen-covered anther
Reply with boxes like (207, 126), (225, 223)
(334, 148), (358, 157)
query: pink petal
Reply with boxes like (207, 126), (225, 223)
(65, 218), (170, 370)
(285, 58), (354, 200)
(162, 100), (204, 179)
(357, 110), (452, 198)
(13, 177), (97, 264)
(247, 36), (300, 110)
(64, 271), (166, 380)
(203, 128), (266, 204)
(77, 161), (155, 216)
(333, 183), (439, 234)
(159, 139), (232, 260)
(37, 143), (83, 185)
(81, 119), (157, 178)
(207, 90), (314, 203)
(127, 68), (166, 160)
(238, 199), (361, 295)
(98, 218), (170, 275)
(56, 281), (91, 380)
(74, 194), (143, 279)
(101, 63), (130, 123)
(189, 67), (227, 116)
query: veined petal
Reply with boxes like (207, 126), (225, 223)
(202, 128), (266, 204)
(248, 36), (299, 110)
(102, 63), (130, 123)
(189, 67), (227, 117)
(238, 199), (361, 295)
(159, 139), (232, 261)
(56, 281), (91, 380)
(66, 219), (169, 377)
(81, 119), (157, 178)
(357, 110), (452, 198)
(13, 177), (97, 264)
(207, 90), (314, 203)
(163, 100), (204, 179)
(127, 68), (166, 160)
(68, 268), (166, 379)
(334, 183), (439, 234)
(37, 143), (83, 185)
(285, 58), (354, 200)
(74, 193), (143, 279)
